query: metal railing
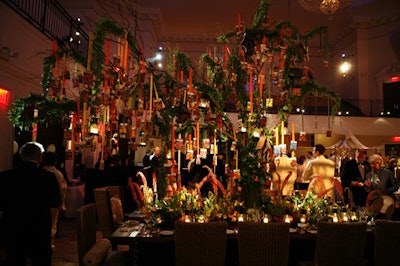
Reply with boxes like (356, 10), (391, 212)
(225, 96), (399, 118)
(3, 0), (88, 57)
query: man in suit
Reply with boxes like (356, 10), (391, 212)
(341, 149), (369, 206)
(302, 144), (336, 198)
(0, 142), (61, 266)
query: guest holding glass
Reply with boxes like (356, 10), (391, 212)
(0, 142), (61, 266)
(365, 154), (398, 219)
(365, 154), (398, 197)
(341, 149), (369, 206)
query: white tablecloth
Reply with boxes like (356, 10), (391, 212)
(64, 184), (85, 218)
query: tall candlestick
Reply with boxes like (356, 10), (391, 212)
(214, 129), (217, 154)
(82, 102), (87, 137)
(171, 120), (175, 169)
(189, 68), (193, 91)
(196, 122), (200, 153)
(149, 73), (153, 119)
(249, 68), (253, 113)
(178, 134), (181, 171)
(235, 149), (239, 170)
(259, 74), (263, 104)
(275, 128), (279, 145)
(291, 122), (295, 141)
(281, 121), (285, 145)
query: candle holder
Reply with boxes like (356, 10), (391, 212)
(342, 207), (349, 222)
(332, 206), (339, 223)
(263, 214), (271, 223)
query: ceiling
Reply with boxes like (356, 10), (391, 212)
(60, 0), (400, 56)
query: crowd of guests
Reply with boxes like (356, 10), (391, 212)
(138, 143), (399, 215)
(296, 145), (399, 219)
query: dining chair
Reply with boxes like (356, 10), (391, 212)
(315, 221), (367, 266)
(174, 221), (227, 266)
(374, 220), (400, 266)
(94, 186), (124, 239)
(238, 222), (290, 266)
(76, 203), (129, 266)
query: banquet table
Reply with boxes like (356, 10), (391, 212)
(109, 222), (375, 266)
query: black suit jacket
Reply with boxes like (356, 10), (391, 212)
(0, 161), (61, 240)
(341, 159), (363, 188)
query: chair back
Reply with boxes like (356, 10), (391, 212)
(238, 222), (290, 266)
(76, 203), (97, 265)
(94, 186), (124, 238)
(375, 220), (400, 266)
(316, 222), (367, 266)
(174, 221), (227, 266)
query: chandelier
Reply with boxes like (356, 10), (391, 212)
(297, 0), (351, 15)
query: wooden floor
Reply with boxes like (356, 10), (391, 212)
(0, 218), (100, 266)
(52, 218), (80, 266)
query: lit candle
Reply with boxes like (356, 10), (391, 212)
(238, 214), (244, 222)
(284, 215), (291, 224)
(263, 215), (269, 223)
(235, 149), (239, 170)
(171, 120), (175, 169)
(189, 68), (193, 92)
(281, 120), (284, 145)
(259, 74), (263, 104)
(82, 102), (87, 137)
(214, 129), (217, 155)
(300, 216), (306, 224)
(249, 68), (253, 113)
(149, 74), (153, 119)
(184, 215), (191, 223)
(178, 133), (181, 171)
(275, 128), (279, 145)
(291, 122), (295, 141)
(196, 122), (200, 153)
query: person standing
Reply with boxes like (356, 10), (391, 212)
(41, 152), (67, 250)
(150, 147), (162, 191)
(341, 149), (369, 206)
(302, 144), (336, 198)
(295, 155), (309, 190)
(0, 142), (61, 266)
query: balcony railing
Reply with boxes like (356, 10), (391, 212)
(225, 96), (399, 118)
(3, 0), (88, 57)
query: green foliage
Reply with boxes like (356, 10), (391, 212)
(91, 17), (141, 92)
(7, 94), (76, 131)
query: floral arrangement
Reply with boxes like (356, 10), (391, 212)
(145, 188), (245, 226)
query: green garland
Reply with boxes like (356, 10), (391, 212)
(8, 94), (76, 131)
(90, 17), (141, 93)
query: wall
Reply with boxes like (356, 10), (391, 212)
(0, 2), (52, 171)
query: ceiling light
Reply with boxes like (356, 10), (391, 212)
(298, 0), (351, 15)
